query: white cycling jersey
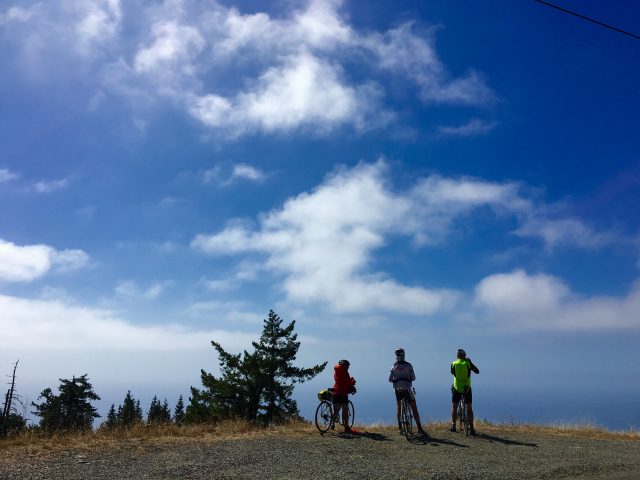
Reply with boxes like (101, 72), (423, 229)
(389, 360), (415, 391)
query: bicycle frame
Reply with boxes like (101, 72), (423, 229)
(398, 388), (415, 437)
(315, 389), (355, 434)
(457, 391), (470, 436)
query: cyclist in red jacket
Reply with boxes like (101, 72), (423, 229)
(333, 359), (356, 433)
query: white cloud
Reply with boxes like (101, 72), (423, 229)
(186, 300), (264, 324)
(134, 21), (205, 75)
(192, 161), (537, 314)
(3, 0), (493, 138)
(475, 270), (570, 315)
(188, 51), (384, 135)
(361, 23), (493, 105)
(437, 119), (497, 137)
(0, 168), (19, 183)
(230, 163), (265, 182)
(0, 5), (38, 25)
(474, 270), (640, 331)
(115, 280), (168, 300)
(200, 261), (262, 292)
(202, 163), (267, 186)
(75, 0), (122, 48)
(33, 178), (70, 193)
(0, 293), (254, 351)
(515, 217), (614, 249)
(0, 239), (89, 282)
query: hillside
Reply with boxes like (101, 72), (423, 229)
(1, 422), (639, 479)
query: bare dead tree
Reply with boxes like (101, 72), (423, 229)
(0, 360), (19, 438)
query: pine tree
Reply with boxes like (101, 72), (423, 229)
(161, 399), (171, 423)
(105, 404), (117, 428)
(147, 395), (162, 424)
(174, 395), (185, 424)
(187, 310), (326, 424)
(135, 399), (143, 423)
(32, 374), (100, 432)
(253, 310), (326, 422)
(116, 391), (142, 427)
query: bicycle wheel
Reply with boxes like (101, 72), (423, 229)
(400, 399), (414, 436)
(459, 398), (469, 436)
(315, 401), (333, 433)
(348, 400), (355, 429)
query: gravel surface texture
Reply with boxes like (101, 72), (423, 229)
(1, 426), (639, 480)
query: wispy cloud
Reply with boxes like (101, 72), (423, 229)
(33, 178), (70, 193)
(3, 0), (493, 138)
(185, 299), (263, 324)
(0, 5), (38, 25)
(515, 217), (615, 250)
(203, 163), (268, 186)
(115, 280), (169, 300)
(0, 168), (19, 183)
(437, 119), (497, 137)
(0, 239), (89, 282)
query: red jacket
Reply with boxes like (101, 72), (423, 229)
(332, 364), (356, 396)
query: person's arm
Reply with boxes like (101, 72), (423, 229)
(450, 363), (455, 376)
(389, 367), (396, 383)
(468, 359), (479, 374)
(409, 365), (416, 382)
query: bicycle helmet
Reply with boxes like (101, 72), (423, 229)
(338, 359), (350, 367)
(457, 348), (467, 358)
(394, 348), (405, 361)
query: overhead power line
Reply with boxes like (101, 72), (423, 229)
(532, 0), (640, 41)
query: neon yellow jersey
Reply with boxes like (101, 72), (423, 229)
(451, 359), (473, 393)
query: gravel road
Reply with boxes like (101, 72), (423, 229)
(1, 425), (639, 480)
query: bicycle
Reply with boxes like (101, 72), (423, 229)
(397, 387), (415, 437)
(456, 388), (470, 436)
(315, 388), (355, 434)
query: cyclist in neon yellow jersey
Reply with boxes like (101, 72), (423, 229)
(450, 348), (479, 435)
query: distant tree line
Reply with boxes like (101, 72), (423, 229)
(2, 309), (323, 437)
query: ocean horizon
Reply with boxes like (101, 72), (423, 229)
(299, 386), (639, 432)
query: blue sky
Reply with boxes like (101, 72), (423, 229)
(1, 0), (640, 423)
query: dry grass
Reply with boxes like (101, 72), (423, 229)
(0, 419), (315, 457)
(1, 419), (638, 458)
(447, 420), (640, 441)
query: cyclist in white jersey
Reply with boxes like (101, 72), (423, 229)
(389, 348), (426, 435)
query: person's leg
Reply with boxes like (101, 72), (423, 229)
(396, 400), (402, 430)
(450, 389), (461, 432)
(466, 389), (475, 434)
(341, 403), (349, 429)
(409, 399), (426, 434)
(467, 403), (475, 433)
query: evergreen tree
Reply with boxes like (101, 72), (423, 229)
(161, 399), (171, 423)
(174, 395), (185, 424)
(147, 395), (171, 424)
(116, 391), (142, 427)
(253, 310), (326, 422)
(135, 399), (143, 422)
(32, 374), (100, 432)
(105, 404), (117, 428)
(147, 395), (162, 424)
(187, 310), (326, 424)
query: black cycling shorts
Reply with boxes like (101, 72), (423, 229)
(394, 389), (414, 402)
(332, 394), (348, 405)
(451, 386), (473, 404)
